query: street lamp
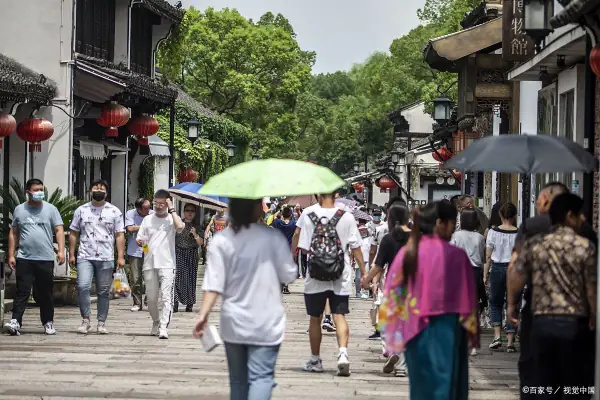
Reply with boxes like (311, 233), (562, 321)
(387, 161), (395, 172)
(187, 118), (200, 144)
(391, 149), (400, 165)
(251, 143), (260, 160)
(226, 142), (236, 159)
(432, 96), (453, 123)
(523, 0), (554, 50)
(353, 162), (360, 174)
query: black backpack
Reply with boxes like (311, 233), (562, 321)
(307, 209), (346, 281)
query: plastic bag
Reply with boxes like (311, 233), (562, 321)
(111, 270), (132, 299)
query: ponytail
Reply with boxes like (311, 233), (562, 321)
(403, 208), (421, 284)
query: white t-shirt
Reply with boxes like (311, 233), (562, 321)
(486, 227), (518, 263)
(202, 224), (297, 346)
(297, 205), (361, 295)
(370, 223), (389, 247)
(137, 214), (183, 270)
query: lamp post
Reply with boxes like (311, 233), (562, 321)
(523, 0), (554, 51)
(187, 118), (200, 144)
(226, 142), (236, 159)
(353, 162), (360, 174)
(251, 143), (260, 160)
(432, 96), (453, 124)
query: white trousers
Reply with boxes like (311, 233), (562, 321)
(143, 268), (175, 329)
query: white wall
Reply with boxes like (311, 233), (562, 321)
(518, 81), (543, 221)
(372, 189), (389, 207)
(154, 157), (169, 191)
(0, 0), (74, 195)
(114, 0), (130, 65)
(111, 155), (127, 212)
(402, 103), (434, 134)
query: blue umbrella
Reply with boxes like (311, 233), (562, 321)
(169, 183), (228, 211)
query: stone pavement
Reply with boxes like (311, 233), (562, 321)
(0, 271), (520, 400)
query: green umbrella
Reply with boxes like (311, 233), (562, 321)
(198, 159), (345, 199)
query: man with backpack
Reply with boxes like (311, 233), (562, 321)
(296, 191), (367, 376)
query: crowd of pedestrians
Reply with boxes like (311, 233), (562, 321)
(4, 176), (597, 400)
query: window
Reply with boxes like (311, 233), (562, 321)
(559, 90), (575, 189)
(130, 7), (156, 76)
(75, 0), (116, 61)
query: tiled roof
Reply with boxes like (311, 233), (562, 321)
(0, 53), (57, 104)
(175, 87), (217, 117)
(142, 0), (184, 23)
(75, 53), (177, 105)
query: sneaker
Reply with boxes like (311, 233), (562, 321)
(159, 328), (169, 339)
(506, 344), (516, 353)
(322, 318), (336, 332)
(360, 291), (369, 299)
(4, 319), (21, 336)
(130, 305), (141, 312)
(383, 354), (399, 374)
(489, 337), (502, 349)
(368, 331), (381, 340)
(97, 322), (108, 335)
(282, 286), (290, 294)
(76, 319), (91, 335)
(44, 322), (56, 335)
(395, 368), (407, 377)
(302, 357), (324, 373)
(470, 347), (478, 356)
(150, 321), (160, 336)
(336, 352), (350, 377)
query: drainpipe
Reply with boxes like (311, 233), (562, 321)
(127, 0), (144, 69)
(583, 36), (595, 222)
(168, 104), (175, 186)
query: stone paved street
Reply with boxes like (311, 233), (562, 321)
(1, 269), (520, 399)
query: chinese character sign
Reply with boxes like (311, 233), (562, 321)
(502, 0), (535, 61)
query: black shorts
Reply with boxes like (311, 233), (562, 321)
(304, 291), (349, 317)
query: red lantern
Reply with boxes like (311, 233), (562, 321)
(128, 114), (159, 146)
(178, 167), (199, 183)
(591, 45), (600, 77)
(376, 176), (397, 191)
(97, 101), (130, 138)
(353, 183), (364, 193)
(453, 170), (462, 187)
(432, 146), (452, 162)
(0, 113), (16, 148)
(17, 118), (54, 152)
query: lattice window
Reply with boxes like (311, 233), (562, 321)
(75, 0), (116, 61)
(130, 6), (155, 76)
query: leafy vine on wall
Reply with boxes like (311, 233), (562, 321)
(138, 158), (155, 201)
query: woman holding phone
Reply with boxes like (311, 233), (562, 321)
(173, 204), (203, 313)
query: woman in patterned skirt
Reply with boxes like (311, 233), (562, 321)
(174, 204), (203, 312)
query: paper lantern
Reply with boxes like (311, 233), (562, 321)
(432, 147), (452, 162)
(97, 101), (130, 138)
(0, 113), (16, 148)
(376, 176), (397, 190)
(178, 167), (199, 183)
(128, 114), (159, 145)
(17, 118), (54, 152)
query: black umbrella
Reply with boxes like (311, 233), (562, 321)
(444, 134), (597, 174)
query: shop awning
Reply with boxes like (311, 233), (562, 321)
(148, 134), (170, 157)
(507, 26), (586, 81)
(73, 61), (126, 104)
(424, 18), (503, 72)
(77, 139), (129, 159)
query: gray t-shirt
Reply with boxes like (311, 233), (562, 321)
(450, 230), (485, 268)
(12, 201), (63, 261)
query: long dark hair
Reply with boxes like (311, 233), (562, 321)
(488, 201), (505, 229)
(403, 200), (457, 284)
(387, 201), (409, 241)
(229, 198), (262, 233)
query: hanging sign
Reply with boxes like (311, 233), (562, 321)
(502, 0), (535, 62)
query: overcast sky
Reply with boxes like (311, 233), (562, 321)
(180, 0), (426, 73)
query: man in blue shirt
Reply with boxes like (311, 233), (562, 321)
(4, 178), (65, 336)
(124, 198), (153, 311)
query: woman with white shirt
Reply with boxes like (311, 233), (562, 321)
(193, 198), (298, 400)
(484, 202), (518, 352)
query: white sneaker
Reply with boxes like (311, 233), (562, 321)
(470, 347), (478, 356)
(150, 322), (160, 336)
(76, 319), (91, 334)
(97, 322), (108, 335)
(158, 328), (168, 339)
(44, 322), (56, 335)
(4, 319), (21, 336)
(383, 354), (399, 374)
(302, 357), (324, 373)
(130, 305), (141, 312)
(337, 352), (350, 376)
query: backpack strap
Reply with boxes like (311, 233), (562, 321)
(307, 212), (320, 226)
(329, 209), (345, 227)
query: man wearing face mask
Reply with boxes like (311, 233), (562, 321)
(136, 189), (185, 339)
(69, 180), (125, 335)
(3, 179), (65, 336)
